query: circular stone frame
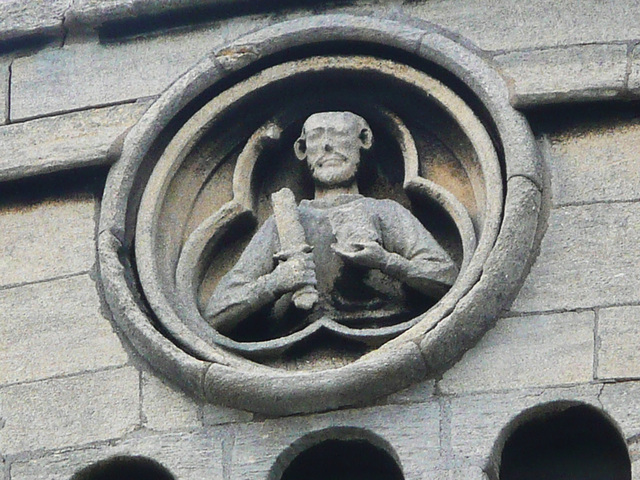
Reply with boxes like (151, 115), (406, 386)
(98, 15), (543, 415)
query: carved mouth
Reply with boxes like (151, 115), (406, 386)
(319, 155), (346, 167)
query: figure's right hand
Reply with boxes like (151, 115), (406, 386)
(271, 249), (317, 295)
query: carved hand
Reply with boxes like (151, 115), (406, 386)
(332, 241), (389, 270)
(271, 249), (317, 295)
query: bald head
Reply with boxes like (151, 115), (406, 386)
(294, 112), (373, 190)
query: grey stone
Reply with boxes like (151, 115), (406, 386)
(232, 403), (442, 480)
(141, 371), (201, 431)
(0, 275), (128, 386)
(439, 312), (594, 394)
(406, 0), (640, 51)
(543, 117), (640, 206)
(0, 367), (139, 455)
(629, 43), (640, 93)
(494, 44), (627, 108)
(512, 202), (640, 312)
(0, 0), (69, 43)
(0, 195), (95, 287)
(10, 429), (224, 480)
(597, 306), (640, 380)
(379, 378), (437, 405)
(0, 100), (151, 182)
(1, 58), (9, 125)
(599, 382), (640, 441)
(201, 404), (253, 426)
(10, 18), (266, 120)
(448, 384), (602, 466)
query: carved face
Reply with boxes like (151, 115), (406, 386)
(295, 112), (373, 187)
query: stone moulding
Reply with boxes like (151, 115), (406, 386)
(98, 14), (543, 415)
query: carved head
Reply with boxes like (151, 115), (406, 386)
(294, 112), (373, 187)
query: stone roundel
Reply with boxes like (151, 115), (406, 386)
(98, 14), (543, 415)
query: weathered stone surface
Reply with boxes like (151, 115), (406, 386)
(0, 367), (139, 455)
(10, 18), (266, 120)
(543, 116), (640, 206)
(142, 371), (200, 431)
(494, 44), (627, 107)
(0, 195), (95, 287)
(0, 59), (9, 125)
(512, 202), (640, 312)
(379, 379), (436, 405)
(597, 306), (640, 380)
(449, 384), (601, 465)
(0, 0), (69, 43)
(407, 0), (640, 51)
(0, 275), (128, 386)
(629, 43), (640, 93)
(232, 403), (442, 480)
(600, 382), (640, 441)
(440, 312), (594, 394)
(10, 429), (224, 480)
(201, 404), (253, 426)
(0, 100), (151, 182)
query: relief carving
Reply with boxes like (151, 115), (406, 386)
(98, 16), (543, 414)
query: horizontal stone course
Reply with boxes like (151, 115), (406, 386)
(10, 16), (267, 120)
(0, 195), (95, 287)
(512, 202), (640, 312)
(439, 312), (594, 394)
(494, 44), (628, 107)
(10, 429), (225, 480)
(0, 275), (128, 386)
(597, 306), (640, 380)
(407, 0), (640, 51)
(0, 367), (139, 455)
(542, 116), (640, 206)
(0, 100), (151, 182)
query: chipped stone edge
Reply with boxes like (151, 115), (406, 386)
(99, 14), (543, 415)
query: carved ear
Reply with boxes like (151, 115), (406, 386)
(359, 127), (373, 150)
(294, 137), (307, 160)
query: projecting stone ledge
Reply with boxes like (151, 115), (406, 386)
(0, 100), (152, 182)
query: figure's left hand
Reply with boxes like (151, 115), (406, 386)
(332, 241), (389, 270)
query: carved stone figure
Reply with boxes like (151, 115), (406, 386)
(204, 112), (458, 339)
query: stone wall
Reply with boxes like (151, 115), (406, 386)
(1, 1), (639, 479)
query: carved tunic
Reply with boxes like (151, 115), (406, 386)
(206, 194), (457, 337)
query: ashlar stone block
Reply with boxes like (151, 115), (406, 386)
(10, 17), (268, 120)
(0, 275), (128, 386)
(597, 306), (640, 380)
(0, 100), (151, 182)
(494, 44), (627, 107)
(439, 312), (595, 394)
(232, 403), (442, 480)
(0, 195), (95, 287)
(0, 367), (139, 455)
(512, 202), (640, 312)
(0, 0), (69, 43)
(142, 371), (200, 432)
(542, 116), (640, 206)
(448, 384), (602, 466)
(406, 0), (640, 51)
(10, 429), (224, 480)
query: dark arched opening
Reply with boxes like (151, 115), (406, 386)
(279, 438), (404, 480)
(499, 404), (631, 480)
(70, 455), (175, 480)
